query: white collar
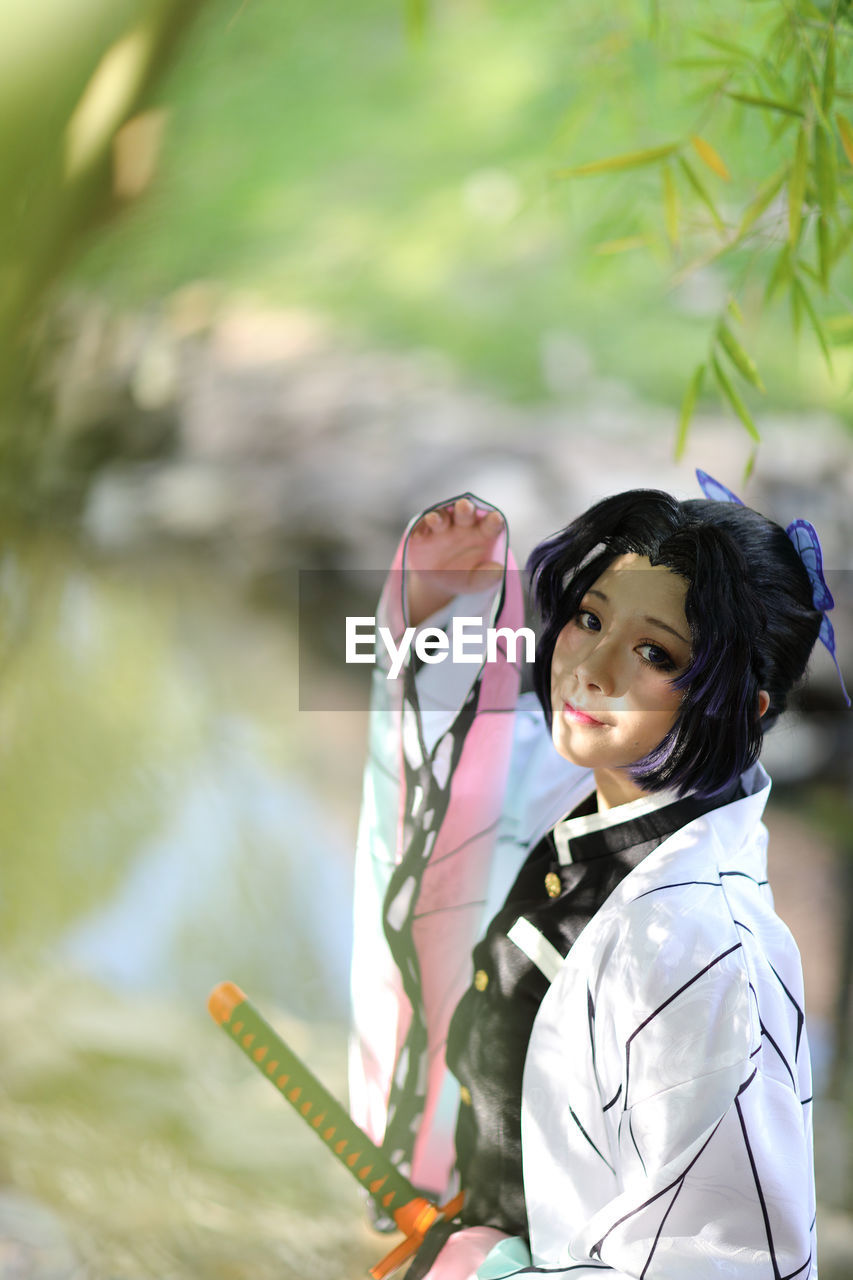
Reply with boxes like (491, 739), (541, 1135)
(553, 787), (683, 865)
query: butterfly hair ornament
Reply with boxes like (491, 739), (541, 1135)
(695, 468), (851, 708)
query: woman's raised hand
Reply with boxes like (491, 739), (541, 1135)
(406, 497), (504, 627)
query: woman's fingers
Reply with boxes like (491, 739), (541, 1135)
(453, 496), (476, 526)
(424, 510), (446, 533)
(416, 503), (503, 537)
(480, 509), (503, 539)
(406, 503), (504, 621)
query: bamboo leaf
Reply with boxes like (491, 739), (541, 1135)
(831, 219), (853, 269)
(727, 296), (744, 325)
(742, 449), (758, 485)
(724, 91), (803, 117)
(736, 163), (788, 238)
(769, 113), (801, 147)
(717, 323), (766, 392)
(711, 356), (761, 442)
(814, 122), (837, 215)
(756, 56), (791, 102)
(798, 261), (821, 287)
(816, 213), (831, 289)
(790, 280), (802, 338)
(593, 235), (651, 254)
(825, 314), (853, 345)
(773, 15), (796, 66)
(684, 74), (731, 108)
(798, 31), (823, 80)
(765, 243), (792, 304)
(822, 27), (836, 115)
(690, 135), (731, 180)
(696, 30), (755, 62)
(675, 362), (705, 461)
(794, 276), (833, 372)
(809, 82), (832, 135)
(662, 163), (679, 247)
(405, 0), (428, 41)
(788, 124), (809, 245)
(836, 113), (853, 166)
(678, 156), (725, 230)
(553, 143), (679, 179)
(673, 56), (733, 70)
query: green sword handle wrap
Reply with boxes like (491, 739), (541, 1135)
(208, 981), (417, 1221)
(208, 982), (466, 1277)
(208, 981), (466, 1278)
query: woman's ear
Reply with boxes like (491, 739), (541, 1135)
(758, 690), (770, 719)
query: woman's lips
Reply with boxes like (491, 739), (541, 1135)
(562, 700), (608, 727)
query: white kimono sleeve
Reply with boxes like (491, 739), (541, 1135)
(348, 494), (527, 1196)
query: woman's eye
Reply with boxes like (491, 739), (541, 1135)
(576, 609), (601, 631)
(638, 643), (675, 670)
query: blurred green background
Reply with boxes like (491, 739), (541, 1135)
(1, 0), (852, 1275)
(46, 0), (853, 408)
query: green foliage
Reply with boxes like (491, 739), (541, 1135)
(10, 0), (851, 459)
(554, 0), (853, 458)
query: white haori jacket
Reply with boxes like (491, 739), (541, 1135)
(492, 757), (817, 1280)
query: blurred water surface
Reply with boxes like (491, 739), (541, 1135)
(1, 534), (362, 1018)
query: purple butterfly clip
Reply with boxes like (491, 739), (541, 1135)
(696, 469), (851, 708)
(695, 469), (745, 507)
(786, 519), (850, 706)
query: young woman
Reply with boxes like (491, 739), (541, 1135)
(349, 476), (846, 1280)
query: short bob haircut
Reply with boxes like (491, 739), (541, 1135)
(526, 488), (822, 798)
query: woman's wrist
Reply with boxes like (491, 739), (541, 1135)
(405, 571), (458, 629)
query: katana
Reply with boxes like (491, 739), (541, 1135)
(208, 981), (464, 1279)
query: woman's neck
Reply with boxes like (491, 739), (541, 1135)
(593, 767), (651, 812)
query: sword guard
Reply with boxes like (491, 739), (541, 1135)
(369, 1191), (466, 1280)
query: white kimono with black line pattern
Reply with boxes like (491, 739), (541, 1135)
(486, 754), (818, 1280)
(349, 591), (817, 1280)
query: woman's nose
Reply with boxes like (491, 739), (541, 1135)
(575, 641), (616, 695)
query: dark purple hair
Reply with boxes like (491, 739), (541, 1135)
(526, 489), (822, 798)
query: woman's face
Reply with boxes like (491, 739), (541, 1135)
(550, 553), (692, 808)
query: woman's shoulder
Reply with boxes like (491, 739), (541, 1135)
(587, 798), (774, 997)
(596, 862), (751, 1001)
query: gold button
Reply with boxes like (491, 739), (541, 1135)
(460, 1086), (472, 1106)
(544, 871), (561, 899)
(473, 969), (489, 992)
